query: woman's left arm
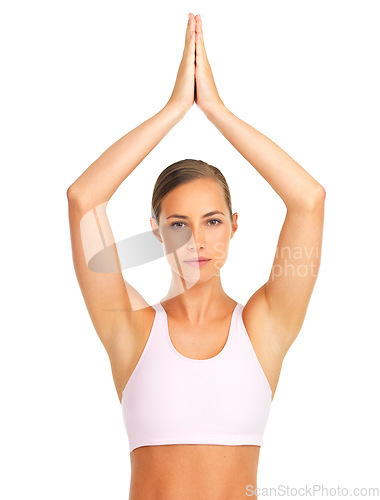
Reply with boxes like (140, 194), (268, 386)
(210, 105), (325, 354)
(194, 14), (325, 353)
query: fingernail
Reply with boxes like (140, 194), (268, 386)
(188, 13), (191, 19)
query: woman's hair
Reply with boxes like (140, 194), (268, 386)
(151, 159), (233, 223)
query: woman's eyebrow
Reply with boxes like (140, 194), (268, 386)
(165, 211), (225, 220)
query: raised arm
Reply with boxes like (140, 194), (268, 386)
(194, 14), (325, 356)
(66, 14), (197, 362)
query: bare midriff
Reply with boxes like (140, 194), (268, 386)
(128, 444), (260, 499)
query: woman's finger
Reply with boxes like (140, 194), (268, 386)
(186, 13), (195, 39)
(184, 14), (196, 57)
(195, 15), (205, 56)
(195, 15), (202, 32)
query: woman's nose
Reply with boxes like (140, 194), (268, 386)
(187, 229), (206, 249)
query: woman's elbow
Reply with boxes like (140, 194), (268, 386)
(310, 184), (326, 209)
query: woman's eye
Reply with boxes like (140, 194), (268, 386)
(170, 219), (222, 229)
(207, 219), (222, 226)
(170, 221), (185, 228)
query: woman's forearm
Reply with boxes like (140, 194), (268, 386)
(205, 105), (325, 210)
(67, 103), (185, 208)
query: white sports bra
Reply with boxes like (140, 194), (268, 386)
(121, 302), (272, 453)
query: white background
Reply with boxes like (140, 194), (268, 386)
(1, 0), (379, 498)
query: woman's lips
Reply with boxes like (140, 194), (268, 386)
(184, 259), (211, 267)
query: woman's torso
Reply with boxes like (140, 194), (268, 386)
(111, 298), (283, 500)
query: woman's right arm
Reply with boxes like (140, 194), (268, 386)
(66, 104), (186, 357)
(67, 14), (196, 361)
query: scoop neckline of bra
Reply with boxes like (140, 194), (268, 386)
(155, 301), (240, 363)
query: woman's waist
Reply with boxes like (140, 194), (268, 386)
(129, 444), (260, 499)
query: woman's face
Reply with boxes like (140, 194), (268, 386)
(151, 178), (238, 282)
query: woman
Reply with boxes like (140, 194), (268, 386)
(67, 12), (325, 500)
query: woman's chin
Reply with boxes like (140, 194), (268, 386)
(175, 268), (223, 284)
